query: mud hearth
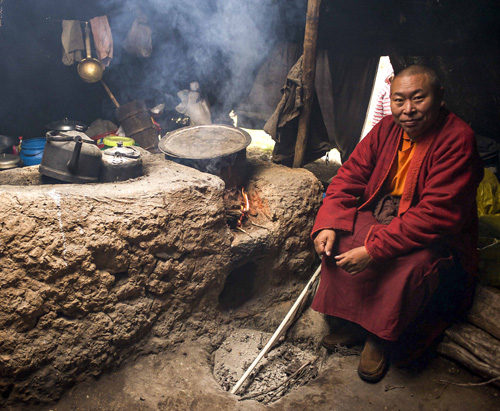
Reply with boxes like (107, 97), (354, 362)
(0, 152), (323, 406)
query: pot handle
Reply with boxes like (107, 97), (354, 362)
(67, 136), (83, 174)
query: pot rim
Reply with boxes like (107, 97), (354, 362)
(158, 125), (251, 160)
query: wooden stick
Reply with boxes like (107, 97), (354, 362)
(101, 80), (120, 108)
(437, 375), (500, 387)
(250, 221), (268, 230)
(230, 263), (322, 394)
(293, 0), (322, 168)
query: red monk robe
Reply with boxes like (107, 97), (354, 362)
(311, 109), (484, 344)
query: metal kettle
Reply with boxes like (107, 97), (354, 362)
(99, 142), (143, 182)
(39, 130), (102, 183)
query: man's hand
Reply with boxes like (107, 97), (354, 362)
(335, 246), (373, 275)
(313, 229), (336, 257)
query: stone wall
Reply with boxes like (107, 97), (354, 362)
(0, 154), (323, 405)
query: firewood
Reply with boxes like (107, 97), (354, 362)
(444, 323), (500, 370)
(467, 284), (500, 340)
(436, 339), (500, 388)
(226, 211), (242, 218)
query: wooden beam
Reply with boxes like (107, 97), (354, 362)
(293, 0), (322, 168)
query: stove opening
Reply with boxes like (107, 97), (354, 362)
(219, 262), (256, 309)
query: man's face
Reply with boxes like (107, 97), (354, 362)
(390, 73), (444, 140)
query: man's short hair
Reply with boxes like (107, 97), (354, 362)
(394, 65), (442, 95)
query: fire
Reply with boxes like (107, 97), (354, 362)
(237, 188), (250, 227)
(241, 188), (249, 212)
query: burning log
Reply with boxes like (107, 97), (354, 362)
(237, 188), (250, 227)
(224, 187), (250, 229)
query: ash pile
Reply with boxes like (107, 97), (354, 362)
(213, 328), (320, 404)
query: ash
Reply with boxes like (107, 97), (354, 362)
(213, 328), (319, 404)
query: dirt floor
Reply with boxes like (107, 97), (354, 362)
(5, 148), (500, 410)
(19, 322), (499, 411)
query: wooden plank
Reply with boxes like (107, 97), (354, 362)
(293, 0), (322, 168)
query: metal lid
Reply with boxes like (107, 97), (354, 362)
(45, 118), (88, 132)
(0, 153), (21, 169)
(102, 136), (135, 147)
(158, 125), (251, 160)
(103, 145), (141, 163)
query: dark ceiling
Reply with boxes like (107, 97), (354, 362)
(0, 0), (499, 141)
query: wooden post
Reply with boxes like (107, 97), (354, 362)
(293, 0), (322, 168)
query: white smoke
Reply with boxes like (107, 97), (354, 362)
(102, 0), (305, 118)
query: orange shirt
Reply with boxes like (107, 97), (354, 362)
(386, 131), (415, 196)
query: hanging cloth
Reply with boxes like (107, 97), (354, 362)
(263, 55), (331, 166)
(90, 16), (113, 67)
(124, 11), (153, 58)
(61, 20), (84, 66)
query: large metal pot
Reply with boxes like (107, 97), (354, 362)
(39, 130), (102, 183)
(158, 125), (252, 187)
(99, 143), (143, 183)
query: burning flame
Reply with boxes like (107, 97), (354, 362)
(241, 188), (249, 212)
(237, 188), (250, 227)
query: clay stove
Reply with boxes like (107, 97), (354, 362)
(0, 150), (323, 406)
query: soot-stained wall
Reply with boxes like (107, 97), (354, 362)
(1, 0), (499, 144)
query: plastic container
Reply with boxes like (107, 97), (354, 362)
(19, 137), (46, 166)
(102, 136), (135, 149)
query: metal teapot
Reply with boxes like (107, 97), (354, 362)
(99, 142), (143, 182)
(39, 130), (102, 183)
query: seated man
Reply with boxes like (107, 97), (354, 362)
(311, 65), (484, 382)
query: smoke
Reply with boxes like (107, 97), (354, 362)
(0, 0), (306, 137)
(102, 0), (305, 119)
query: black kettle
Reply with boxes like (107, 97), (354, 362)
(39, 130), (102, 183)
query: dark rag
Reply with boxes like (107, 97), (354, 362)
(373, 195), (400, 225)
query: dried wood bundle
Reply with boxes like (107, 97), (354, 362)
(437, 339), (500, 388)
(444, 323), (500, 370)
(467, 285), (500, 340)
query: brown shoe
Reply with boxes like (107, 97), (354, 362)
(321, 322), (367, 350)
(357, 335), (390, 382)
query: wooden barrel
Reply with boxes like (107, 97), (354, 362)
(115, 100), (159, 151)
